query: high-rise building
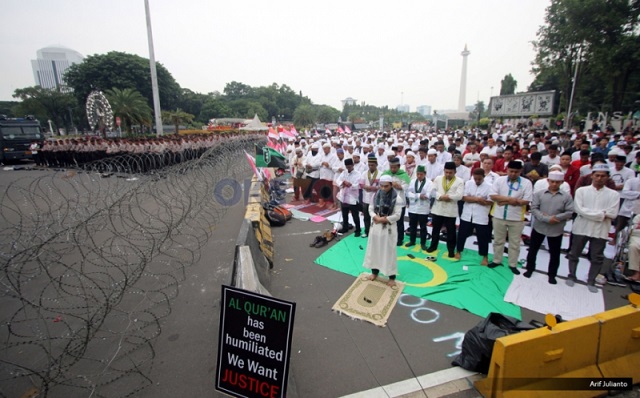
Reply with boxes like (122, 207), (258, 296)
(416, 105), (432, 117)
(396, 104), (410, 113)
(31, 46), (84, 91)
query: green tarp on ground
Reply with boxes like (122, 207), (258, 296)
(315, 235), (521, 320)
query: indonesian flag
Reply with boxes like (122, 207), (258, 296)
(280, 126), (297, 138)
(267, 139), (278, 150)
(337, 126), (344, 134)
(244, 150), (262, 181)
(325, 128), (332, 135)
(277, 124), (285, 133)
(268, 127), (279, 140)
(344, 125), (352, 134)
(290, 126), (298, 136)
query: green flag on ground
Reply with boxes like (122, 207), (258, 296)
(315, 235), (521, 320)
(255, 144), (287, 169)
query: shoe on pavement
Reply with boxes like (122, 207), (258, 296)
(510, 267), (521, 275)
(565, 279), (575, 287)
(487, 262), (501, 269)
(354, 231), (361, 238)
(405, 242), (416, 247)
(523, 270), (533, 278)
(548, 276), (557, 284)
(361, 233), (368, 238)
(587, 284), (598, 293)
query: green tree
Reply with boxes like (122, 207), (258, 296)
(315, 105), (341, 123)
(162, 108), (195, 134)
(293, 104), (316, 127)
(223, 81), (254, 100)
(178, 88), (209, 121)
(469, 100), (486, 122)
(12, 86), (78, 133)
(500, 74), (517, 95)
(531, 0), (640, 113)
(64, 51), (182, 111)
(226, 99), (268, 121)
(105, 87), (152, 133)
(199, 98), (232, 122)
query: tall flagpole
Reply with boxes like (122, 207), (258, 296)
(145, 0), (163, 136)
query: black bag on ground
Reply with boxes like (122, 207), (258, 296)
(452, 312), (534, 374)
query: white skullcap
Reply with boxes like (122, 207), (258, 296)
(592, 163), (610, 173)
(311, 143), (320, 149)
(322, 143), (331, 148)
(608, 148), (620, 156)
(548, 171), (565, 181)
(385, 150), (395, 157)
(549, 164), (562, 171)
(380, 175), (394, 183)
(405, 150), (414, 157)
(427, 148), (437, 155)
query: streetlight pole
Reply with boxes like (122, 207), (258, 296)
(145, 0), (163, 136)
(566, 44), (583, 131)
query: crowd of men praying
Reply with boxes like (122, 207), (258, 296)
(285, 126), (640, 291)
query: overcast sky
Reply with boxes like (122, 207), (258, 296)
(1, 0), (550, 112)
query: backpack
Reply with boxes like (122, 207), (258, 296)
(266, 210), (286, 226)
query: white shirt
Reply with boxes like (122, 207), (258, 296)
(425, 161), (444, 181)
(431, 175), (465, 218)
(541, 155), (561, 167)
(490, 176), (533, 221)
(456, 165), (471, 182)
(618, 177), (640, 218)
(406, 177), (434, 215)
(336, 169), (361, 205)
(436, 150), (452, 165)
(360, 169), (381, 204)
(572, 185), (620, 239)
(463, 152), (481, 166)
(303, 151), (321, 178)
(483, 170), (500, 186)
(610, 166), (635, 188)
(318, 152), (338, 180)
(461, 180), (493, 225)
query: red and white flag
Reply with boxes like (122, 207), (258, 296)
(337, 126), (344, 134)
(268, 127), (279, 140)
(325, 128), (332, 135)
(244, 150), (262, 181)
(344, 125), (352, 134)
(290, 126), (298, 136)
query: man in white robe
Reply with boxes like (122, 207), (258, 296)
(362, 175), (403, 287)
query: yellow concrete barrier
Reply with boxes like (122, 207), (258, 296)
(594, 304), (640, 383)
(475, 316), (602, 398)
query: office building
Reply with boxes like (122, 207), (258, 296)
(31, 46), (84, 91)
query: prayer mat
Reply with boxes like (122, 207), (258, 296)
(504, 271), (604, 321)
(332, 273), (405, 327)
(293, 203), (339, 218)
(316, 235), (521, 320)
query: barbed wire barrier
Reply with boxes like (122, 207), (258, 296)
(0, 136), (264, 397)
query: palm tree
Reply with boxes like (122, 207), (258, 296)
(162, 108), (195, 134)
(105, 87), (153, 133)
